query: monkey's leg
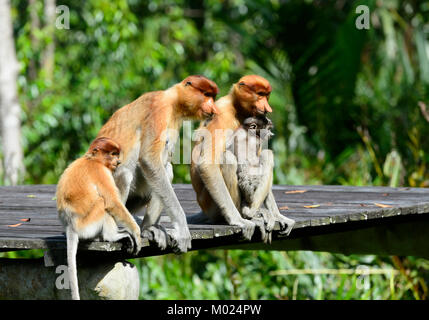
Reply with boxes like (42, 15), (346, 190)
(245, 150), (274, 213)
(102, 215), (131, 242)
(102, 214), (136, 254)
(105, 198), (142, 254)
(265, 191), (295, 236)
(248, 212), (269, 244)
(239, 150), (276, 240)
(214, 150), (255, 240)
(221, 151), (242, 209)
(247, 208), (274, 244)
(114, 168), (134, 204)
(140, 158), (191, 253)
(140, 161), (173, 250)
(141, 194), (168, 250)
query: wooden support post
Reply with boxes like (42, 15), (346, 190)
(0, 255), (140, 300)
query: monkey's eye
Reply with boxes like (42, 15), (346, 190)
(111, 152), (119, 156)
(204, 92), (213, 97)
(258, 92), (267, 96)
(186, 81), (192, 86)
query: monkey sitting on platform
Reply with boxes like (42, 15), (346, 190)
(226, 116), (294, 243)
(56, 137), (142, 300)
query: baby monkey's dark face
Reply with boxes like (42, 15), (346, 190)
(242, 116), (274, 140)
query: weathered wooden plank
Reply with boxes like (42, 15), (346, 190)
(272, 184), (429, 193)
(1, 184), (429, 258)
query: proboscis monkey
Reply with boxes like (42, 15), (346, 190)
(56, 137), (142, 300)
(227, 116), (295, 243)
(190, 75), (295, 240)
(97, 75), (219, 253)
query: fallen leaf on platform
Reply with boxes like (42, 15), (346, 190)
(303, 204), (321, 208)
(19, 218), (31, 222)
(7, 223), (23, 227)
(27, 195), (36, 198)
(51, 197), (57, 201)
(279, 206), (289, 210)
(285, 190), (307, 194)
(374, 203), (393, 208)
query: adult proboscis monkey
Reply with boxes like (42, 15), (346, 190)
(190, 75), (295, 240)
(97, 75), (219, 253)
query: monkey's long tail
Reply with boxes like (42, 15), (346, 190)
(66, 227), (80, 300)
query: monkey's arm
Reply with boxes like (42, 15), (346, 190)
(139, 152), (191, 253)
(139, 162), (174, 251)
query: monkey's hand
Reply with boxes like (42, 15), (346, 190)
(241, 206), (258, 219)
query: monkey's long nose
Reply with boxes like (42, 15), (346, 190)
(211, 104), (219, 115)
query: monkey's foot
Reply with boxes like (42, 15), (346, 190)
(117, 233), (138, 255)
(276, 215), (295, 236)
(231, 218), (255, 241)
(250, 215), (271, 244)
(262, 210), (276, 234)
(262, 208), (276, 243)
(142, 225), (168, 250)
(166, 228), (192, 254)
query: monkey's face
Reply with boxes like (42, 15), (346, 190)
(234, 75), (273, 116)
(102, 149), (121, 171)
(180, 75), (219, 120)
(243, 116), (274, 140)
(89, 137), (122, 171)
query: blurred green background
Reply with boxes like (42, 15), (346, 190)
(1, 0), (429, 299)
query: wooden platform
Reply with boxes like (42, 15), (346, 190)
(1, 184), (429, 259)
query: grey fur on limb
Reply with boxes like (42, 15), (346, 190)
(0, 257), (139, 300)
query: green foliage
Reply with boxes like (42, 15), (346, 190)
(4, 0), (429, 299)
(132, 251), (428, 300)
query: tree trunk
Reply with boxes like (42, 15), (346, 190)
(28, 0), (41, 81)
(41, 0), (55, 80)
(0, 0), (24, 185)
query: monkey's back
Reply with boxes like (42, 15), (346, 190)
(56, 158), (106, 218)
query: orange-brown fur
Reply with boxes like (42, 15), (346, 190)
(190, 75), (273, 238)
(56, 137), (142, 300)
(191, 75), (272, 211)
(98, 76), (218, 161)
(95, 75), (219, 253)
(57, 138), (139, 235)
